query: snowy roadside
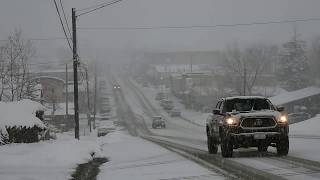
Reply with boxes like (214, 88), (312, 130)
(0, 132), (103, 180)
(98, 130), (224, 180)
(290, 114), (320, 137)
(284, 115), (320, 162)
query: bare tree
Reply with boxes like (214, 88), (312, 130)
(223, 43), (278, 95)
(0, 29), (35, 101)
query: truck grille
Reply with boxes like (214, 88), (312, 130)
(240, 117), (276, 128)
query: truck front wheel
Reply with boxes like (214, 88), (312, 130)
(207, 135), (218, 154)
(221, 137), (233, 157)
(277, 136), (289, 156)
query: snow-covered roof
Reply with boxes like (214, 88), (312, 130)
(269, 87), (320, 105)
(0, 100), (46, 129)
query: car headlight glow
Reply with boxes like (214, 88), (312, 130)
(225, 118), (237, 125)
(278, 115), (288, 123)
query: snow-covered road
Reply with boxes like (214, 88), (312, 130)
(112, 74), (320, 179)
(98, 131), (225, 180)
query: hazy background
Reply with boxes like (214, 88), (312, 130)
(1, 0), (320, 62)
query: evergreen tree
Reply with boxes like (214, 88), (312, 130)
(278, 32), (310, 90)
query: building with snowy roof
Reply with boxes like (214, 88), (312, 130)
(269, 87), (320, 116)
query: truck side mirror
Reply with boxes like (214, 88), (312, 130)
(277, 106), (285, 112)
(212, 109), (220, 115)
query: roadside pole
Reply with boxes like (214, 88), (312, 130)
(93, 66), (97, 129)
(85, 67), (92, 132)
(72, 8), (80, 140)
(65, 64), (68, 116)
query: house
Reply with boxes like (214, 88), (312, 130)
(269, 87), (320, 116)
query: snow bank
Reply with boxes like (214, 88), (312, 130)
(0, 132), (103, 180)
(290, 114), (320, 136)
(0, 99), (46, 129)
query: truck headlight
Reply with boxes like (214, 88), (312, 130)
(278, 115), (288, 123)
(225, 117), (238, 125)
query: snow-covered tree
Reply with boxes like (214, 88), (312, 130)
(0, 29), (36, 101)
(278, 31), (310, 91)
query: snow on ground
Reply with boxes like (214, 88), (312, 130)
(286, 115), (320, 162)
(290, 114), (320, 136)
(0, 132), (102, 180)
(133, 81), (207, 126)
(118, 78), (206, 141)
(98, 130), (224, 180)
(134, 80), (320, 164)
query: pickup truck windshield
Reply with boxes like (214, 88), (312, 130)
(224, 98), (272, 112)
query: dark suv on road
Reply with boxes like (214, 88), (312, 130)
(206, 96), (289, 157)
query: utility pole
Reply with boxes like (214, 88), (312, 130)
(93, 66), (97, 129)
(65, 64), (68, 116)
(72, 8), (80, 140)
(190, 54), (193, 72)
(85, 67), (92, 132)
(243, 63), (247, 96)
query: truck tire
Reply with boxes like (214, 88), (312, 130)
(221, 137), (233, 157)
(277, 136), (289, 156)
(207, 136), (218, 154)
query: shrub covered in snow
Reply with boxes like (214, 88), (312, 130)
(0, 99), (47, 144)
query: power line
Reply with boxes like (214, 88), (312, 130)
(53, 0), (73, 51)
(78, 17), (320, 31)
(77, 0), (122, 13)
(0, 37), (70, 42)
(59, 0), (72, 39)
(76, 0), (123, 17)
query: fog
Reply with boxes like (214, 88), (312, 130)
(1, 0), (320, 63)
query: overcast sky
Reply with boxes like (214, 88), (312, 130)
(1, 0), (320, 62)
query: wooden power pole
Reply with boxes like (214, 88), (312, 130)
(72, 8), (79, 140)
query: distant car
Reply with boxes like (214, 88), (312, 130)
(113, 84), (121, 90)
(170, 109), (181, 117)
(155, 92), (165, 101)
(98, 120), (116, 137)
(288, 112), (311, 124)
(160, 99), (174, 110)
(152, 116), (166, 129)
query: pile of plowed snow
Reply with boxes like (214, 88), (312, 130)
(290, 114), (320, 136)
